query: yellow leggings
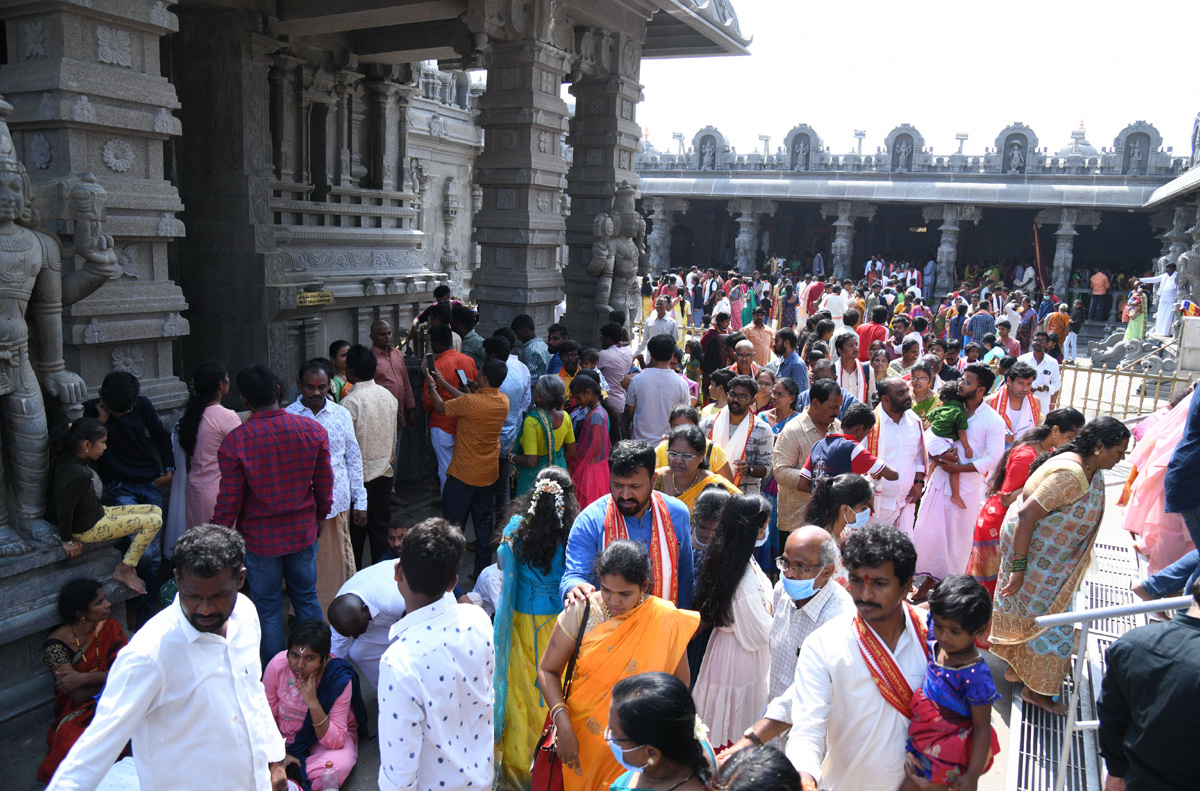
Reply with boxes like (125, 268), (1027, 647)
(74, 504), (163, 567)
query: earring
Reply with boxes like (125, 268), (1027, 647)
(645, 758), (655, 767)
(1094, 449), (1101, 456)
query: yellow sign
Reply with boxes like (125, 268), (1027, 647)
(297, 291), (333, 306)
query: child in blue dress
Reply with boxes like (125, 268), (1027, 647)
(904, 575), (1001, 791)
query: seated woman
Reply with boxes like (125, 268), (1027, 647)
(38, 579), (127, 782)
(607, 672), (715, 791)
(263, 619), (369, 790)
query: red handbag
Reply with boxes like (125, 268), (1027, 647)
(530, 598), (591, 791)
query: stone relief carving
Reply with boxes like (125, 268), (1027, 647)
(1008, 142), (1024, 174)
(29, 134), (51, 169)
(102, 138), (135, 172)
(153, 108), (177, 134)
(149, 2), (172, 28)
(428, 113), (447, 139)
(72, 95), (97, 124)
(538, 130), (553, 154)
(162, 313), (183, 337)
(23, 20), (47, 60)
(112, 346), (145, 377)
(83, 317), (107, 344)
(587, 213), (616, 315)
(96, 25), (132, 68)
(113, 244), (140, 279)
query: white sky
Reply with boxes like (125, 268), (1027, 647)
(638, 0), (1197, 160)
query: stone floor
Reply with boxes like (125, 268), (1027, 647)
(14, 456), (1141, 791)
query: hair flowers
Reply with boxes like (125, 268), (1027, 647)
(529, 478), (565, 520)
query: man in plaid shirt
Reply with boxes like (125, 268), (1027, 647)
(214, 364), (334, 664)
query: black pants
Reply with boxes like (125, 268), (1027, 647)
(493, 455), (513, 526)
(443, 473), (496, 579)
(1089, 294), (1108, 321)
(353, 475), (393, 568)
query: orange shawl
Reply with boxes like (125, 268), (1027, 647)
(562, 596), (700, 791)
(986, 386), (1040, 436)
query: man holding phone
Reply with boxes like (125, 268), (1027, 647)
(422, 325), (477, 495)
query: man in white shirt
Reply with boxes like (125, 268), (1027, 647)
(786, 526), (928, 791)
(625, 333), (692, 442)
(865, 379), (927, 536)
(822, 283), (848, 329)
(598, 322), (633, 411)
(379, 518), (494, 791)
(286, 360), (368, 611)
(727, 527), (853, 751)
(984, 361), (1039, 446)
(1140, 261), (1179, 336)
(1017, 331), (1061, 416)
(912, 365), (1006, 583)
(329, 558), (408, 687)
(638, 296), (678, 360)
(48, 525), (288, 791)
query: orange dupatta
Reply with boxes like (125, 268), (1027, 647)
(986, 386), (1040, 437)
(562, 595), (700, 791)
(603, 493), (679, 602)
(852, 603), (929, 720)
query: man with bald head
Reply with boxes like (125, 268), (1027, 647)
(370, 319), (416, 491)
(860, 378), (926, 536)
(328, 559), (407, 687)
(727, 525), (854, 751)
(727, 338), (760, 378)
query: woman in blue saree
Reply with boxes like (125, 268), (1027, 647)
(494, 466), (580, 789)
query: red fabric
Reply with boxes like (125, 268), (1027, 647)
(38, 619), (127, 782)
(856, 323), (889, 361)
(805, 282), (825, 315)
(213, 409), (334, 556)
(907, 689), (999, 785)
(422, 349), (478, 434)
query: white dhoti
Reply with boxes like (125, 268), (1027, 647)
(911, 466), (985, 581)
(873, 503), (917, 538)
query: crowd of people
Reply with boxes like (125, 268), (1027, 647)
(36, 265), (1198, 791)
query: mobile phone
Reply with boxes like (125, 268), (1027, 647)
(456, 369), (469, 388)
(425, 353), (434, 372)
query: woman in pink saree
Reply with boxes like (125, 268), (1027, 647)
(568, 374), (611, 509)
(1120, 388), (1197, 574)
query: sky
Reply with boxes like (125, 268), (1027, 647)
(638, 0), (1198, 160)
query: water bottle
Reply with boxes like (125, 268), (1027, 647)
(320, 761), (339, 791)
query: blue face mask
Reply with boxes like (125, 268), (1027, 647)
(846, 506), (871, 531)
(607, 738), (647, 774)
(781, 575), (820, 601)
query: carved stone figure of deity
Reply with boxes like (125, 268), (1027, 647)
(587, 212), (616, 314)
(936, 233), (957, 294)
(0, 97), (118, 555)
(793, 141), (810, 171)
(896, 142), (911, 171)
(1176, 243), (1200, 303)
(1008, 141), (1024, 173)
(1129, 140), (1143, 173)
(701, 141), (716, 170)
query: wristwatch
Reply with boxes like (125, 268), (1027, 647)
(742, 726), (762, 746)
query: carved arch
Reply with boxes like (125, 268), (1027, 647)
(783, 124), (822, 171)
(883, 124), (925, 172)
(1113, 121), (1162, 176)
(692, 126), (729, 170)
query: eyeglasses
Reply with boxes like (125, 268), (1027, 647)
(666, 451), (699, 462)
(727, 392), (753, 402)
(735, 352), (755, 359)
(775, 556), (824, 576)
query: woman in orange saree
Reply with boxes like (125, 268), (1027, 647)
(39, 579), (127, 782)
(537, 540), (700, 791)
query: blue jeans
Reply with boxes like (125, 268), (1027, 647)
(107, 480), (164, 617)
(244, 540), (322, 666)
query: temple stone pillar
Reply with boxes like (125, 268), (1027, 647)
(821, 200), (875, 280)
(467, 5), (574, 335)
(1175, 202), (1200, 304)
(561, 28), (645, 340)
(1036, 207), (1100, 298)
(922, 204), (982, 297)
(0, 0), (189, 409)
(728, 199), (775, 274)
(646, 197), (688, 273)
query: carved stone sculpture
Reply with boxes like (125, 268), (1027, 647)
(587, 213), (616, 315)
(701, 142), (716, 170)
(896, 142), (911, 171)
(606, 182), (645, 322)
(1129, 140), (1143, 174)
(1008, 142), (1024, 174)
(0, 96), (118, 556)
(793, 141), (809, 171)
(1177, 243), (1200, 304)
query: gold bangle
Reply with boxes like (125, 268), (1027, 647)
(549, 703), (568, 721)
(314, 715), (329, 729)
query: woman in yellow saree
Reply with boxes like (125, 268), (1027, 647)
(653, 424), (740, 512)
(537, 540), (700, 791)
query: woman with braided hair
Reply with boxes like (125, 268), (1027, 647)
(691, 494), (774, 752)
(493, 466), (579, 790)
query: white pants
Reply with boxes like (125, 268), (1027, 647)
(431, 427), (455, 493)
(1064, 331), (1077, 362)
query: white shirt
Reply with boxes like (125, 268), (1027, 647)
(638, 313), (678, 355)
(378, 593), (494, 791)
(714, 296), (731, 317)
(286, 397), (368, 518)
(48, 594), (284, 791)
(867, 409), (926, 512)
(500, 354), (532, 455)
(330, 559), (408, 687)
(625, 366), (691, 441)
(1002, 394), (1035, 441)
(823, 292), (847, 320)
(786, 611), (927, 791)
(1017, 352), (1060, 415)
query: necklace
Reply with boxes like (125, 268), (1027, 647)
(657, 767), (695, 791)
(670, 468), (699, 495)
(70, 622), (99, 672)
(0, 230), (33, 253)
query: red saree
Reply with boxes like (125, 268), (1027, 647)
(38, 618), (127, 782)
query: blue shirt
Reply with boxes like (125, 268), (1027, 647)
(777, 351), (809, 392)
(795, 386), (859, 420)
(965, 311), (996, 341)
(1165, 391), (1200, 514)
(547, 352), (562, 375)
(559, 493), (695, 609)
(497, 360), (527, 455)
(948, 314), (966, 344)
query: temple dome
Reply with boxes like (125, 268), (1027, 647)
(1056, 132), (1099, 157)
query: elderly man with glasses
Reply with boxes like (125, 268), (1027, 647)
(724, 525), (854, 752)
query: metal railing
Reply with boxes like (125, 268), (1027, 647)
(1056, 364), (1194, 421)
(1034, 594), (1193, 791)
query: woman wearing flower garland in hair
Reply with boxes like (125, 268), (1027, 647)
(493, 467), (580, 790)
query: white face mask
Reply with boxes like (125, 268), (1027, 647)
(844, 505), (871, 531)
